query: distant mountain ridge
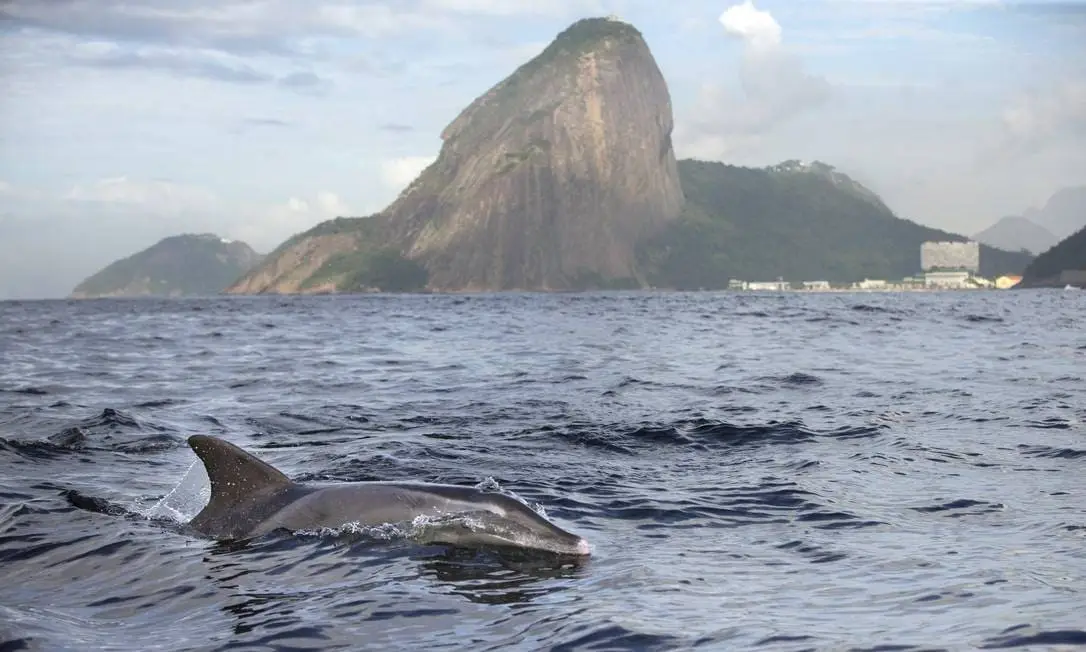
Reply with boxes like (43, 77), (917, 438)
(635, 159), (1032, 288)
(71, 233), (264, 299)
(973, 216), (1058, 256)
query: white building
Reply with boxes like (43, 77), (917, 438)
(921, 241), (980, 273)
(924, 270), (972, 288)
(802, 280), (830, 290)
(747, 281), (790, 291)
(855, 279), (887, 290)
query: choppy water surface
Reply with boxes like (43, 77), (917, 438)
(1, 291), (1084, 651)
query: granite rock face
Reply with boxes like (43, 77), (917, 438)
(380, 17), (685, 291)
(227, 17), (684, 294)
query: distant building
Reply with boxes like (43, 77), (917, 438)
(728, 279), (746, 290)
(921, 241), (980, 273)
(802, 280), (830, 290)
(994, 275), (1022, 289)
(924, 270), (972, 288)
(855, 279), (887, 290)
(747, 280), (790, 291)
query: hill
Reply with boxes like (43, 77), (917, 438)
(636, 160), (1034, 288)
(228, 16), (683, 294)
(973, 216), (1057, 256)
(1026, 186), (1086, 240)
(1016, 224), (1086, 289)
(70, 234), (264, 298)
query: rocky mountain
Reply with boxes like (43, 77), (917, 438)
(973, 216), (1058, 256)
(1026, 186), (1086, 240)
(71, 234), (264, 299)
(1016, 224), (1086, 289)
(227, 16), (683, 294)
(636, 160), (1034, 287)
(225, 16), (1034, 295)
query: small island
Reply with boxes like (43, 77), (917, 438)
(70, 233), (264, 299)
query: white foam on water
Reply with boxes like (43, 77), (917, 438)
(473, 475), (549, 518)
(140, 458), (211, 522)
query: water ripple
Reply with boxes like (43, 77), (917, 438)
(1, 290), (1084, 650)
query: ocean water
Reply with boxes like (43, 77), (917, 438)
(1, 290), (1084, 651)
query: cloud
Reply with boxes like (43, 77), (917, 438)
(380, 156), (438, 190)
(677, 0), (832, 160)
(61, 41), (332, 90)
(419, 0), (589, 16)
(0, 1), (447, 57)
(57, 176), (353, 252)
(241, 117), (292, 128)
(719, 0), (781, 49)
(998, 78), (1086, 155)
(379, 123), (415, 133)
(230, 191), (354, 252)
(64, 176), (219, 212)
(68, 45), (273, 84)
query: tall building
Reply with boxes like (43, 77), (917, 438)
(921, 241), (979, 273)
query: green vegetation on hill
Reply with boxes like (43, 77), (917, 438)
(637, 160), (1034, 288)
(303, 244), (428, 292)
(71, 233), (264, 298)
(264, 216), (372, 261)
(1018, 224), (1086, 287)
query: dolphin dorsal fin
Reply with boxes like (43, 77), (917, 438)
(187, 435), (293, 517)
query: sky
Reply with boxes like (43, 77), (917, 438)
(1, 0), (1084, 299)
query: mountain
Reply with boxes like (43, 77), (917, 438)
(635, 159), (1034, 288)
(1026, 186), (1086, 240)
(225, 16), (1033, 295)
(70, 233), (264, 299)
(1016, 224), (1086, 289)
(228, 17), (683, 294)
(973, 216), (1058, 256)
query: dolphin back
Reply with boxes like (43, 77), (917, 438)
(186, 435), (297, 538)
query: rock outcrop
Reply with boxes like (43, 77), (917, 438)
(71, 233), (264, 299)
(227, 17), (684, 294)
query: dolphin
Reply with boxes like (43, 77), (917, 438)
(184, 435), (592, 556)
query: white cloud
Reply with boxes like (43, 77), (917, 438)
(676, 0), (831, 159)
(719, 0), (781, 50)
(380, 155), (438, 190)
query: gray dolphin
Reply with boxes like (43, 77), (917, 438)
(184, 435), (592, 556)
